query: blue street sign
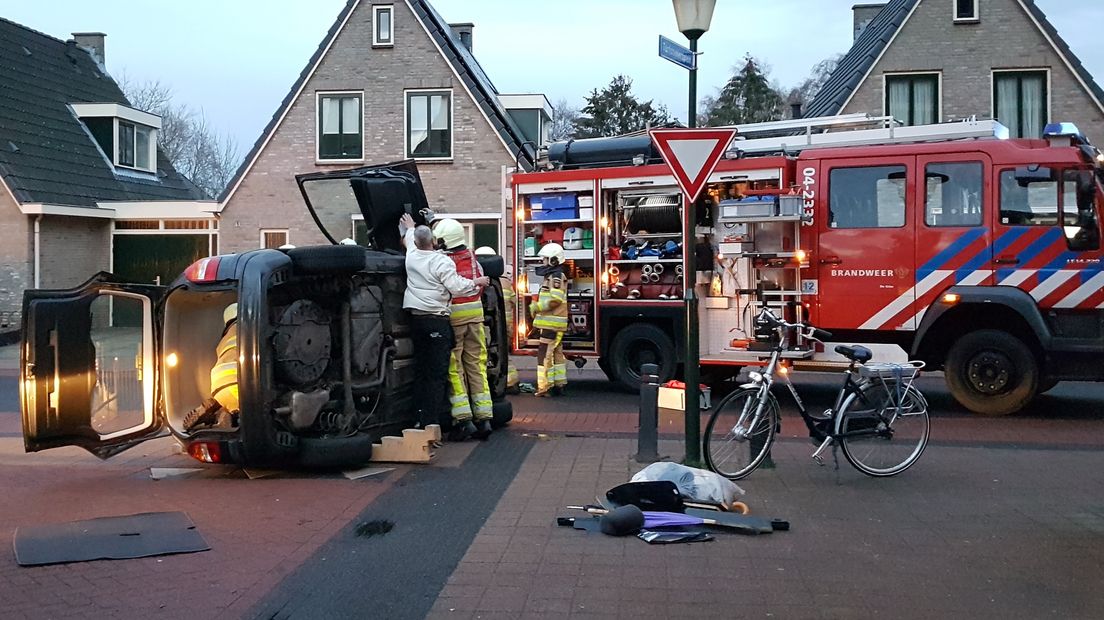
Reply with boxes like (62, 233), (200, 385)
(659, 35), (695, 71)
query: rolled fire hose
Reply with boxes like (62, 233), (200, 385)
(653, 263), (665, 275)
(674, 265), (683, 276)
(641, 264), (653, 277)
(609, 266), (620, 277)
(650, 273), (662, 283)
(629, 289), (641, 299)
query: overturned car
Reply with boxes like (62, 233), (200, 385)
(20, 161), (512, 467)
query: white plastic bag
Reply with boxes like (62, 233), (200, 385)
(631, 462), (745, 507)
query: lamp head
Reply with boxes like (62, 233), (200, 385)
(672, 0), (716, 40)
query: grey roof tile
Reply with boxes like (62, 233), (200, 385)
(0, 17), (205, 206)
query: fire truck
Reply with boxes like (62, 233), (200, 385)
(505, 114), (1104, 416)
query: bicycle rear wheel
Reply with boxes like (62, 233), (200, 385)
(838, 382), (929, 477)
(703, 387), (778, 480)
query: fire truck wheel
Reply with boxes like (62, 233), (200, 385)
(945, 329), (1038, 416)
(609, 323), (676, 391)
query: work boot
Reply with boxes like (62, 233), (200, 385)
(534, 390), (551, 398)
(449, 420), (477, 441)
(473, 419), (493, 440)
(551, 385), (566, 397)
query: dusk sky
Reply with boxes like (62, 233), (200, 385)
(5, 1), (1103, 155)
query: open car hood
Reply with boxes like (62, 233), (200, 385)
(295, 160), (431, 252)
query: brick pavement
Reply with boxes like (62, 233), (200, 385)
(429, 436), (1104, 620)
(3, 345), (1104, 618)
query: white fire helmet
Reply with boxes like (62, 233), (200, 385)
(474, 246), (496, 256)
(537, 242), (565, 266)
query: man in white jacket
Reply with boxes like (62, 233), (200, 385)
(400, 215), (489, 440)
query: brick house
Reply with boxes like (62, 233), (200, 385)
(219, 0), (547, 254)
(806, 0), (1104, 144)
(0, 19), (213, 331)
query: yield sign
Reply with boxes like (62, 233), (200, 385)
(649, 128), (737, 202)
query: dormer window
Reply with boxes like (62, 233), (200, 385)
(118, 121), (153, 170)
(954, 0), (979, 23)
(71, 103), (160, 173)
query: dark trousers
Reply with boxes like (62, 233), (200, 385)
(410, 314), (454, 427)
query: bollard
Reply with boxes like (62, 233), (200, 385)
(635, 363), (660, 463)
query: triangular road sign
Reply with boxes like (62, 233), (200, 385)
(649, 128), (737, 203)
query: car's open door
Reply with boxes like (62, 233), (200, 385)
(296, 159), (432, 252)
(21, 273), (167, 459)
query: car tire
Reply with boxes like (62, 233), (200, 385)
(286, 245), (365, 274)
(945, 329), (1038, 416)
(492, 398), (513, 429)
(609, 323), (676, 392)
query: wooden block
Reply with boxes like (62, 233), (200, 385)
(369, 424), (441, 463)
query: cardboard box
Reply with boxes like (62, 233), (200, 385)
(658, 385), (711, 410)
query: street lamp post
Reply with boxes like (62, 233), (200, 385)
(672, 0), (716, 466)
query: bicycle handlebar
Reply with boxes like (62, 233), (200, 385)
(755, 307), (834, 342)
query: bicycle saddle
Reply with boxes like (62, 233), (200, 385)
(834, 344), (873, 363)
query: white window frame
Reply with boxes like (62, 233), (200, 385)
(113, 119), (157, 173)
(991, 68), (1052, 138)
(260, 229), (289, 249)
(373, 4), (394, 46)
(953, 0), (979, 23)
(404, 88), (454, 162)
(882, 71), (943, 125)
(315, 91), (365, 164)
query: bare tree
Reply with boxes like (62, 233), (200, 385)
(119, 74), (240, 199)
(550, 98), (579, 142)
(786, 54), (844, 117)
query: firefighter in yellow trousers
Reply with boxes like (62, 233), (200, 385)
(475, 247), (519, 393)
(436, 219), (494, 439)
(529, 243), (569, 397)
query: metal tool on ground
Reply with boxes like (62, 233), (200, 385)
(566, 505), (782, 535)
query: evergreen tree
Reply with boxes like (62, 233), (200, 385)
(703, 55), (784, 126)
(574, 75), (670, 138)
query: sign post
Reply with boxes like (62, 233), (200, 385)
(649, 128), (736, 466)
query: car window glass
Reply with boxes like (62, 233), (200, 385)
(89, 293), (151, 437)
(925, 162), (983, 227)
(301, 178), (361, 244)
(999, 169), (1058, 225)
(829, 165), (907, 228)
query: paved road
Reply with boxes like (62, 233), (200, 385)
(1, 367), (1103, 618)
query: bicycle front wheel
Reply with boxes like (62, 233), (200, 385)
(703, 387), (778, 480)
(838, 382), (929, 477)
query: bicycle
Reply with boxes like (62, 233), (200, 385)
(703, 306), (930, 479)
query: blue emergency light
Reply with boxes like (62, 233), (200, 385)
(1043, 122), (1087, 145)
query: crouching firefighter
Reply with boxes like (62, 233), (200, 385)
(529, 243), (569, 397)
(184, 302), (240, 430)
(435, 219), (494, 439)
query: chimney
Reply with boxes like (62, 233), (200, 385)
(450, 23), (474, 53)
(852, 4), (886, 41)
(790, 101), (803, 119)
(71, 32), (106, 65)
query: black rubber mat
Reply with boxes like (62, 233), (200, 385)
(14, 511), (209, 566)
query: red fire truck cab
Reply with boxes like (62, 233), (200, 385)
(506, 116), (1104, 415)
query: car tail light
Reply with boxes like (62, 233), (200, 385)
(187, 441), (223, 463)
(184, 257), (222, 283)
